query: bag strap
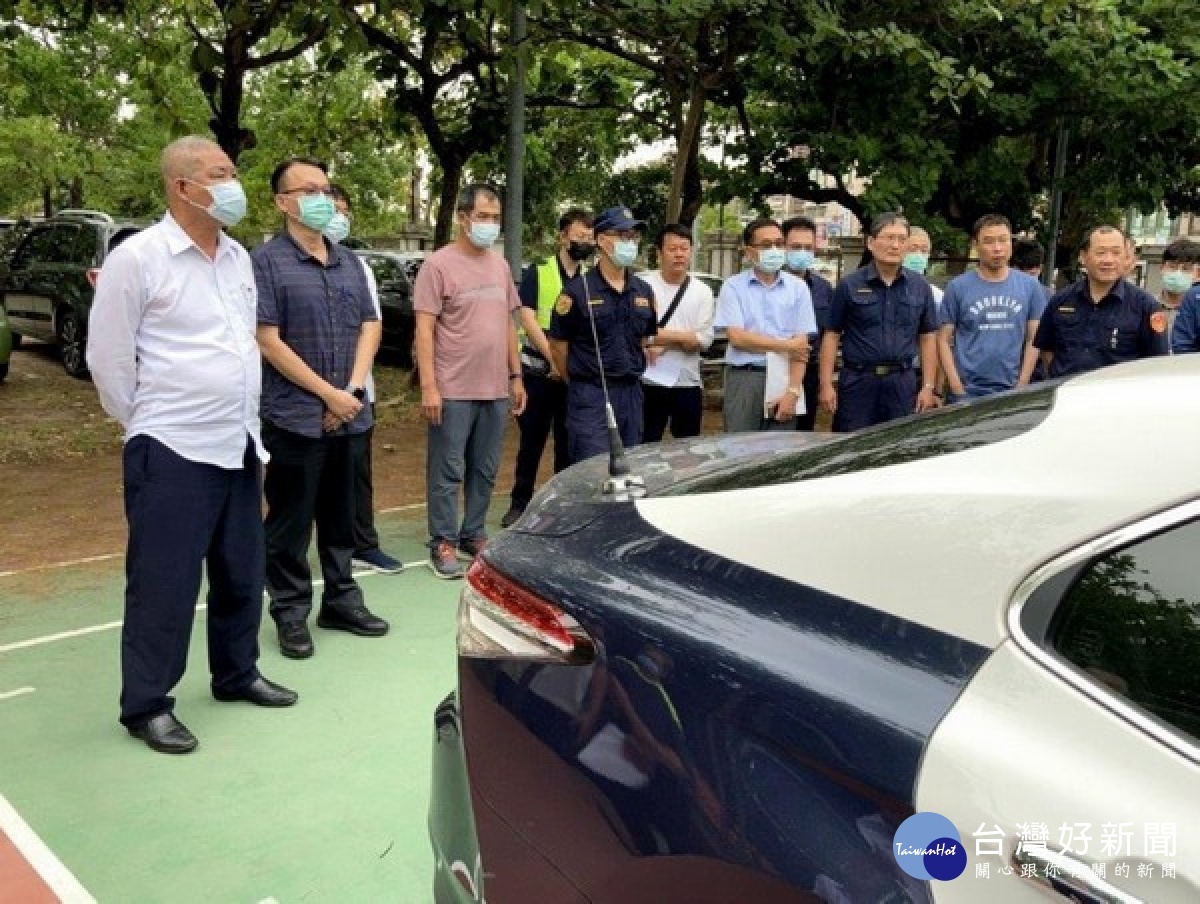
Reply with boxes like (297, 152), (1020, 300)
(657, 275), (691, 329)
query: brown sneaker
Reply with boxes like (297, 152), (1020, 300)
(430, 540), (465, 579)
(457, 536), (488, 561)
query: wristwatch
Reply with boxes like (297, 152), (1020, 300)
(785, 386), (801, 397)
(346, 384), (366, 401)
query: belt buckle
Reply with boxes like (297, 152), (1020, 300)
(874, 365), (890, 377)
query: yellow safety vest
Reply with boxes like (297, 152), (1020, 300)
(534, 256), (564, 329)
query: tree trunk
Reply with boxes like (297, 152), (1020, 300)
(434, 158), (465, 248)
(42, 184), (53, 218)
(666, 78), (708, 224)
(69, 175), (84, 208)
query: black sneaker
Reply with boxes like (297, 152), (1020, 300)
(277, 621), (314, 659)
(430, 540), (466, 579)
(500, 506), (525, 528)
(456, 536), (488, 561)
(352, 548), (405, 574)
(316, 604), (389, 637)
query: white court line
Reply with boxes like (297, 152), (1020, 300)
(0, 793), (96, 903)
(0, 565), (430, 656)
(0, 553), (121, 580)
(0, 686), (36, 701)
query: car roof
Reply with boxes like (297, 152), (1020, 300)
(636, 357), (1200, 650)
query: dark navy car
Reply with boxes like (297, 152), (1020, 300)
(429, 359), (1200, 904)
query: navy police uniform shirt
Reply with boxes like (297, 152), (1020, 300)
(1033, 278), (1167, 378)
(828, 262), (938, 367)
(549, 268), (657, 382)
(803, 269), (835, 337)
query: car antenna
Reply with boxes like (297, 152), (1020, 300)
(580, 262), (646, 500)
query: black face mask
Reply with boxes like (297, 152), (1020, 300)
(567, 241), (596, 262)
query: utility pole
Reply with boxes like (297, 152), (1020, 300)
(503, 1), (527, 282)
(1044, 120), (1069, 289)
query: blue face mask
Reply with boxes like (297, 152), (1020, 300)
(756, 248), (787, 273)
(297, 193), (336, 231)
(787, 249), (816, 271)
(902, 252), (930, 274)
(188, 179), (247, 228)
(467, 221), (501, 249)
(1163, 270), (1193, 294)
(324, 212), (351, 244)
(611, 239), (639, 268)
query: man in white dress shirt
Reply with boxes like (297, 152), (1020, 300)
(88, 136), (297, 755)
(640, 224), (715, 441)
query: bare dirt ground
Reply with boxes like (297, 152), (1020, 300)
(0, 344), (525, 572)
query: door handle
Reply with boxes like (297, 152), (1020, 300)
(1013, 846), (1144, 904)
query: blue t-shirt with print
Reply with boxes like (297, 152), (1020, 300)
(940, 269), (1047, 396)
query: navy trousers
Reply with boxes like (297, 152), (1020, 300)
(509, 371), (569, 510)
(120, 435), (263, 727)
(833, 369), (918, 432)
(567, 380), (643, 465)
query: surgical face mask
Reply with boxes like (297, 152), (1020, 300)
(296, 193), (336, 231)
(787, 249), (816, 271)
(903, 252), (930, 274)
(567, 240), (596, 262)
(187, 179), (247, 228)
(610, 239), (639, 268)
(324, 212), (351, 244)
(1163, 270), (1193, 294)
(467, 220), (501, 249)
(756, 247), (787, 273)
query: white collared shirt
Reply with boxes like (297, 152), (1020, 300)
(87, 212), (265, 469)
(640, 270), (716, 388)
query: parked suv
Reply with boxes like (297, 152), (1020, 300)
(356, 249), (417, 368)
(0, 210), (146, 378)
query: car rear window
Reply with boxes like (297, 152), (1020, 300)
(668, 387), (1056, 494)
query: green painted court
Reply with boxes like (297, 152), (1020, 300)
(0, 509), (463, 903)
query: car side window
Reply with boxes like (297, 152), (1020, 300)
(73, 227), (99, 266)
(11, 224), (80, 270)
(1050, 520), (1200, 743)
(367, 257), (399, 284)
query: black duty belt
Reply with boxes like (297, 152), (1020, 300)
(844, 361), (912, 376)
(730, 363), (767, 372)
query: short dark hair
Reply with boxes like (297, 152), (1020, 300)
(742, 217), (780, 247)
(329, 183), (350, 207)
(456, 181), (502, 214)
(1164, 238), (1200, 264)
(558, 207), (594, 233)
(1080, 225), (1126, 251)
(781, 216), (818, 239)
(972, 213), (1011, 239)
(270, 156), (328, 195)
(1011, 238), (1045, 270)
(867, 211), (910, 238)
(656, 223), (693, 249)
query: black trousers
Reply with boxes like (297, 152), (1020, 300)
(352, 420), (380, 554)
(510, 371), (568, 510)
(796, 358), (820, 431)
(263, 422), (366, 625)
(833, 368), (917, 432)
(119, 435), (263, 727)
(642, 383), (703, 443)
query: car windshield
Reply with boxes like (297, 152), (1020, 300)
(666, 386), (1057, 495)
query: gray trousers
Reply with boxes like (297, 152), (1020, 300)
(427, 399), (508, 546)
(723, 366), (797, 432)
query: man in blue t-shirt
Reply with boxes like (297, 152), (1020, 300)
(938, 214), (1047, 401)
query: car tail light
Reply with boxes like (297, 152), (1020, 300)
(458, 559), (595, 664)
(86, 268), (100, 288)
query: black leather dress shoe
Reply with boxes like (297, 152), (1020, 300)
(127, 712), (198, 754)
(213, 676), (298, 707)
(316, 604), (389, 637)
(278, 621), (314, 659)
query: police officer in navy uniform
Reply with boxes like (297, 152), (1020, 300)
(782, 215), (834, 430)
(549, 206), (657, 464)
(500, 208), (595, 527)
(1034, 225), (1167, 376)
(819, 212), (940, 432)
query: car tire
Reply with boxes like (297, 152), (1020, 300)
(58, 310), (89, 379)
(10, 331), (22, 349)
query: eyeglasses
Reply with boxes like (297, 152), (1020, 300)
(279, 187), (335, 197)
(750, 241), (786, 250)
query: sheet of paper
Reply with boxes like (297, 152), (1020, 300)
(642, 349), (683, 387)
(764, 350), (806, 419)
